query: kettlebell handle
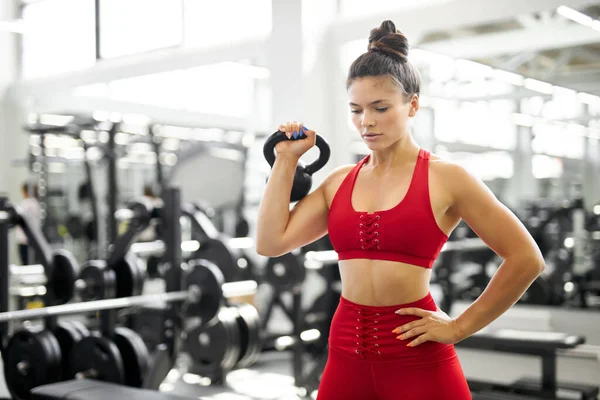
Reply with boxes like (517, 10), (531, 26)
(262, 131), (331, 175)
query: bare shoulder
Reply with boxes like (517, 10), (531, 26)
(428, 153), (479, 187)
(321, 164), (355, 203)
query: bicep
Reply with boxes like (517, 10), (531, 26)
(449, 167), (542, 261)
(278, 185), (329, 253)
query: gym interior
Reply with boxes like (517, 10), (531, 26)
(1, 0), (600, 399)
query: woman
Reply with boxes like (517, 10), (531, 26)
(256, 20), (545, 400)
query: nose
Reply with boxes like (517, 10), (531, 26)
(361, 112), (375, 128)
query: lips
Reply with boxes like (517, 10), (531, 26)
(363, 133), (381, 138)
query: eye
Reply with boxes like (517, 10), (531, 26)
(350, 109), (362, 114)
(376, 107), (388, 113)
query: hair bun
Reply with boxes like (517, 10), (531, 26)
(367, 20), (409, 62)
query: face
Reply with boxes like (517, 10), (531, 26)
(348, 76), (419, 149)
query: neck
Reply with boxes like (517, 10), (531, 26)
(368, 133), (420, 170)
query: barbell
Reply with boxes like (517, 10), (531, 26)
(0, 259), (257, 326)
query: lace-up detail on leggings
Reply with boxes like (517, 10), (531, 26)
(353, 307), (381, 357)
(359, 214), (380, 250)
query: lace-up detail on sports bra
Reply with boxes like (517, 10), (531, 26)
(328, 149), (449, 269)
(359, 214), (381, 250)
(353, 307), (381, 357)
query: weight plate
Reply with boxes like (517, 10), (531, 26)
(70, 335), (125, 384)
(265, 252), (305, 291)
(4, 328), (62, 400)
(111, 253), (144, 298)
(49, 250), (80, 305)
(113, 327), (150, 388)
(53, 321), (86, 380)
(186, 259), (224, 324)
(231, 303), (262, 369)
(78, 261), (116, 301)
(193, 237), (240, 282)
(184, 307), (241, 376)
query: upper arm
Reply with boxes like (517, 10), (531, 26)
(276, 165), (353, 255)
(444, 163), (543, 264)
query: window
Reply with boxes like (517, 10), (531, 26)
(531, 123), (585, 159)
(448, 151), (514, 181)
(183, 0), (271, 48)
(433, 99), (517, 149)
(99, 0), (183, 59)
(73, 62), (266, 119)
(22, 0), (96, 78)
(532, 155), (563, 179)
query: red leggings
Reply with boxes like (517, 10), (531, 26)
(317, 293), (472, 400)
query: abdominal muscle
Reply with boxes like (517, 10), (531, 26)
(338, 258), (432, 306)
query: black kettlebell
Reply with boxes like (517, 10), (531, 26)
(263, 130), (331, 202)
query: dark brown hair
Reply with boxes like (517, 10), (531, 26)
(346, 20), (420, 99)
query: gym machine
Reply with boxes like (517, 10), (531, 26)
(0, 188), (259, 400)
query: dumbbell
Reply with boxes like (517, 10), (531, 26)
(184, 303), (262, 380)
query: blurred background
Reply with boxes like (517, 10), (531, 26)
(1, 1), (600, 398)
(0, 0), (599, 293)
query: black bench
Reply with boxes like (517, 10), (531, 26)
(457, 329), (599, 400)
(472, 391), (545, 400)
(30, 380), (196, 400)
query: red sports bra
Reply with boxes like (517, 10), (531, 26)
(327, 149), (448, 269)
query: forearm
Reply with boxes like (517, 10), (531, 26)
(256, 155), (298, 254)
(454, 254), (545, 340)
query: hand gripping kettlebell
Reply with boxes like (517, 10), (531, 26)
(263, 130), (331, 202)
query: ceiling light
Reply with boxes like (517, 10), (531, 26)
(557, 6), (593, 26)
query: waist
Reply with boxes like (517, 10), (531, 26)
(329, 293), (456, 362)
(337, 249), (435, 268)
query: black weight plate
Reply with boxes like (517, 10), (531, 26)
(111, 254), (144, 298)
(185, 307), (241, 376)
(70, 335), (125, 384)
(231, 303), (262, 369)
(49, 250), (80, 305)
(53, 321), (86, 380)
(186, 259), (224, 324)
(194, 237), (239, 282)
(265, 252), (305, 290)
(4, 328), (62, 400)
(113, 327), (150, 388)
(78, 260), (116, 301)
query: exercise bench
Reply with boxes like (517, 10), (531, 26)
(30, 379), (196, 400)
(457, 329), (599, 400)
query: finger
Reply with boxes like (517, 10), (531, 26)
(393, 319), (426, 334)
(408, 333), (431, 347)
(396, 307), (429, 318)
(398, 326), (427, 340)
(302, 126), (316, 141)
(291, 121), (300, 139)
(278, 124), (285, 132)
(284, 122), (293, 139)
(297, 122), (306, 138)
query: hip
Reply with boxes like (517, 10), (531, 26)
(328, 292), (457, 364)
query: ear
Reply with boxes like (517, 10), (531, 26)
(408, 95), (419, 118)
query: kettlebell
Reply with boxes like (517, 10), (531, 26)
(263, 130), (331, 202)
